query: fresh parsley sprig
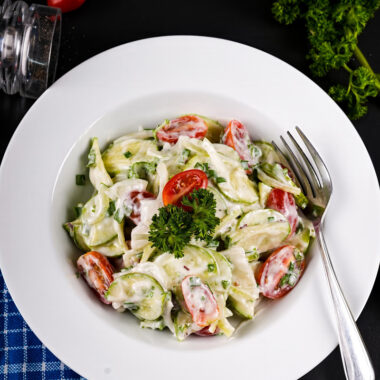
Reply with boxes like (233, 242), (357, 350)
(148, 189), (220, 258)
(272, 0), (380, 120)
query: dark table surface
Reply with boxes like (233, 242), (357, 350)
(1, 1), (379, 379)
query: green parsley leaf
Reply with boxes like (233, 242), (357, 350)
(148, 205), (193, 258)
(124, 151), (132, 158)
(181, 189), (220, 242)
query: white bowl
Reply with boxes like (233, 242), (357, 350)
(0, 36), (379, 380)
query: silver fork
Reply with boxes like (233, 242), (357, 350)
(273, 127), (374, 380)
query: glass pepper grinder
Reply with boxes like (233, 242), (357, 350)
(0, 0), (61, 98)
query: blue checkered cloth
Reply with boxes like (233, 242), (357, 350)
(0, 271), (84, 380)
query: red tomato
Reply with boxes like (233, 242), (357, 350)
(194, 326), (220, 336)
(222, 120), (254, 171)
(181, 276), (219, 327)
(125, 191), (156, 225)
(47, 0), (86, 13)
(266, 188), (298, 236)
(258, 245), (305, 299)
(162, 169), (208, 207)
(77, 251), (114, 304)
(156, 115), (208, 144)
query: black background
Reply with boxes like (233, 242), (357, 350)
(0, 1), (379, 379)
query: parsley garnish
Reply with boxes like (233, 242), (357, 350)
(148, 189), (220, 258)
(124, 151), (132, 158)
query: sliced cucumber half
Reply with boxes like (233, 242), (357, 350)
(106, 273), (166, 321)
(238, 209), (287, 228)
(231, 220), (290, 253)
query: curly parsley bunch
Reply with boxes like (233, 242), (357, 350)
(149, 189), (220, 258)
(272, 0), (380, 120)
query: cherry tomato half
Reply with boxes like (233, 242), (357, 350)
(194, 326), (220, 336)
(156, 115), (208, 144)
(222, 120), (254, 171)
(258, 245), (305, 299)
(77, 251), (114, 304)
(125, 191), (156, 225)
(181, 276), (219, 327)
(47, 0), (86, 13)
(266, 188), (298, 236)
(162, 169), (208, 207)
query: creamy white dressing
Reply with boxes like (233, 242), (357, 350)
(67, 116), (314, 340)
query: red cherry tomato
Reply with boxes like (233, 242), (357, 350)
(258, 245), (305, 299)
(162, 169), (208, 207)
(77, 251), (114, 304)
(181, 276), (219, 327)
(125, 191), (156, 225)
(47, 0), (86, 13)
(156, 115), (208, 144)
(266, 188), (298, 236)
(222, 120), (254, 172)
(194, 326), (220, 336)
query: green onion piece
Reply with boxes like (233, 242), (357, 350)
(221, 280), (230, 289)
(106, 200), (116, 216)
(114, 208), (124, 224)
(76, 174), (86, 186)
(207, 263), (215, 272)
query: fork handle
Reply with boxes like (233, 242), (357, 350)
(317, 227), (375, 380)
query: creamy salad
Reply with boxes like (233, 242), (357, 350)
(64, 115), (315, 340)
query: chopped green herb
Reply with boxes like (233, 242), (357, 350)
(74, 206), (82, 218)
(189, 276), (201, 287)
(76, 174), (86, 186)
(289, 261), (294, 272)
(221, 280), (230, 290)
(216, 176), (226, 183)
(295, 222), (303, 234)
(180, 149), (191, 164)
(87, 148), (96, 168)
(124, 151), (132, 158)
(207, 263), (215, 272)
(241, 160), (249, 170)
(245, 249), (259, 262)
(267, 216), (275, 222)
(114, 208), (124, 224)
(128, 161), (157, 179)
(106, 200), (116, 217)
(124, 302), (139, 311)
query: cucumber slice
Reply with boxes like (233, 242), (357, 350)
(231, 220), (290, 253)
(258, 182), (272, 208)
(207, 186), (227, 218)
(102, 139), (158, 175)
(106, 273), (166, 321)
(253, 141), (279, 164)
(173, 311), (201, 341)
(222, 246), (258, 319)
(228, 286), (255, 319)
(90, 237), (124, 257)
(80, 185), (109, 225)
(238, 209), (287, 228)
(86, 217), (119, 247)
(154, 245), (218, 288)
(73, 224), (90, 251)
(208, 251), (232, 294)
(88, 137), (113, 190)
